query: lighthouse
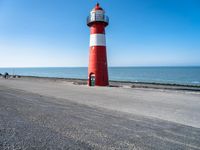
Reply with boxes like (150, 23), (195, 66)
(87, 3), (109, 86)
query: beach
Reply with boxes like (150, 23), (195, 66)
(0, 77), (200, 149)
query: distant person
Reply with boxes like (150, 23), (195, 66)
(4, 72), (9, 79)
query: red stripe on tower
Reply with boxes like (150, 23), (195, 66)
(87, 3), (109, 86)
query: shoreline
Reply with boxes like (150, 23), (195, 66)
(7, 75), (200, 92)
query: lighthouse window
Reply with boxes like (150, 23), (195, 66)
(91, 14), (95, 21)
(96, 14), (103, 21)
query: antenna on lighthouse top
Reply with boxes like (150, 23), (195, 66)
(96, 2), (99, 7)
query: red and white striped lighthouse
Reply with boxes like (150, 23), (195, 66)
(87, 3), (109, 86)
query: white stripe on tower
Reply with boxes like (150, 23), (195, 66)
(90, 34), (106, 47)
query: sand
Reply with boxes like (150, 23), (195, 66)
(0, 77), (200, 149)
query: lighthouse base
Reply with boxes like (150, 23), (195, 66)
(88, 45), (109, 87)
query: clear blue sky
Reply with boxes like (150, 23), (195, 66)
(0, 0), (200, 67)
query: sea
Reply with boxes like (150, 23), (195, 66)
(0, 67), (200, 86)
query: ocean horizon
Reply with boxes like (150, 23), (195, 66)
(0, 66), (200, 86)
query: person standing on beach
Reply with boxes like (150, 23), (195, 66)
(4, 72), (9, 79)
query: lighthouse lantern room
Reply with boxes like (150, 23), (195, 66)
(87, 3), (109, 86)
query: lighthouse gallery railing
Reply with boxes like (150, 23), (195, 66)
(87, 15), (109, 26)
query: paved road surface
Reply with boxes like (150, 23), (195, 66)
(0, 86), (200, 149)
(0, 78), (200, 128)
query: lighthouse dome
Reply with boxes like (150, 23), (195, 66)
(92, 3), (104, 11)
(90, 3), (105, 15)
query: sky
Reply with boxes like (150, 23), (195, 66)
(0, 0), (200, 67)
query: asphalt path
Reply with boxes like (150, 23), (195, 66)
(0, 78), (200, 128)
(0, 86), (200, 150)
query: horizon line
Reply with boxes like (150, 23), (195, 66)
(0, 65), (200, 68)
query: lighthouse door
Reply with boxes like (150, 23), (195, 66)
(90, 74), (95, 86)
